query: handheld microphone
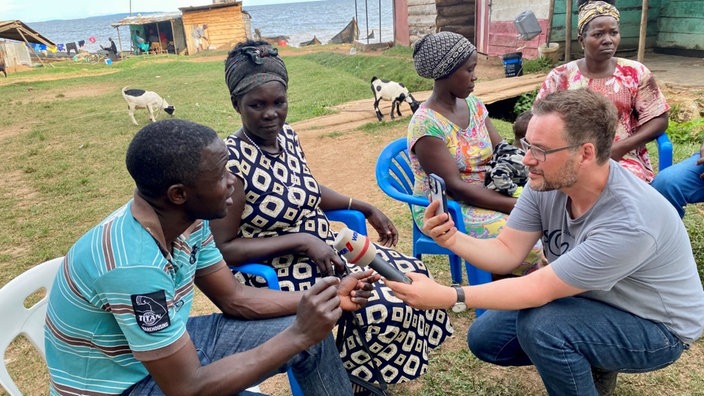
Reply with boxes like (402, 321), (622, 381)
(333, 228), (412, 284)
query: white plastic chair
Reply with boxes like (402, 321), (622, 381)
(0, 256), (63, 395)
(0, 257), (265, 395)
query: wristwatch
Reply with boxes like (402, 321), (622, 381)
(452, 284), (465, 303)
(451, 284), (467, 313)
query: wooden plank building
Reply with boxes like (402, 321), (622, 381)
(656, 0), (704, 56)
(550, 0), (662, 59)
(179, 1), (248, 55)
(393, 0), (704, 60)
(395, 0), (477, 46)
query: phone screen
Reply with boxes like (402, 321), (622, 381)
(429, 173), (449, 217)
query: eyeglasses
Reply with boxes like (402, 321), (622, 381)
(520, 138), (583, 162)
(241, 46), (279, 65)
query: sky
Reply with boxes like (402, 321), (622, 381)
(0, 0), (303, 23)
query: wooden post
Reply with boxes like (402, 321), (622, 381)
(547, 0), (556, 44)
(115, 27), (123, 60)
(378, 0), (382, 43)
(17, 29), (49, 68)
(565, 0), (572, 62)
(170, 20), (177, 54)
(638, 0), (649, 63)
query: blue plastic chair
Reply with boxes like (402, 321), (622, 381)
(230, 209), (367, 396)
(229, 264), (304, 396)
(656, 132), (672, 172)
(375, 138), (493, 294)
(323, 209), (368, 235)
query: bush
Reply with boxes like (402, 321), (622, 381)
(667, 118), (704, 144)
(513, 89), (538, 117)
(523, 57), (554, 73)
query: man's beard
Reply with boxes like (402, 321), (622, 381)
(528, 155), (579, 191)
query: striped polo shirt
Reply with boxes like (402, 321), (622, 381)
(45, 195), (223, 395)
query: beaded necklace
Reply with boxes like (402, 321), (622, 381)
(240, 129), (304, 206)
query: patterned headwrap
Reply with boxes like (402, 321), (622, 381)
(412, 31), (477, 80)
(224, 43), (288, 99)
(578, 1), (620, 36)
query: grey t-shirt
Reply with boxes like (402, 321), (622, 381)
(508, 160), (704, 344)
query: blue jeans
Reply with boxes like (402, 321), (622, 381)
(467, 297), (686, 396)
(651, 152), (704, 218)
(126, 314), (352, 395)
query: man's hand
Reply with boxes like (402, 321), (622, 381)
(290, 277), (344, 346)
(337, 269), (380, 311)
(422, 200), (459, 248)
(385, 272), (455, 310)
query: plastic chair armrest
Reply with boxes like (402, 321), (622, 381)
(230, 263), (280, 290)
(325, 209), (367, 235)
(656, 132), (673, 171)
(394, 195), (467, 234)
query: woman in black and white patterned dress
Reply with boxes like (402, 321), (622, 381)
(210, 40), (453, 393)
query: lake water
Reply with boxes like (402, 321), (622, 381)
(246, 0), (394, 46)
(24, 0), (394, 52)
(25, 14), (133, 53)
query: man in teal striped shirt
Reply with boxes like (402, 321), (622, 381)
(45, 119), (377, 395)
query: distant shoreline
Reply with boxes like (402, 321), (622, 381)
(22, 0), (393, 53)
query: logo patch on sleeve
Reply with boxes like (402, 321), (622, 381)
(189, 244), (199, 264)
(131, 290), (171, 333)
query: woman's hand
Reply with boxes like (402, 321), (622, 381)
(301, 234), (345, 276)
(422, 200), (459, 248)
(365, 207), (399, 247)
(337, 269), (381, 311)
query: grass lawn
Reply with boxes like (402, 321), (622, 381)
(1, 45), (703, 395)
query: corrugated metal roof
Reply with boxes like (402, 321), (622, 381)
(110, 12), (182, 27)
(0, 20), (56, 46)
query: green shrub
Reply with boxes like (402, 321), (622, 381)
(667, 118), (704, 144)
(513, 89), (538, 116)
(523, 57), (554, 73)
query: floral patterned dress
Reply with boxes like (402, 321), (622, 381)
(536, 57), (670, 182)
(408, 96), (544, 275)
(225, 125), (453, 386)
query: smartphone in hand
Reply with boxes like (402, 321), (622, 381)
(428, 173), (449, 218)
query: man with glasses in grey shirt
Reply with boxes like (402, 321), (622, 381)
(386, 88), (704, 396)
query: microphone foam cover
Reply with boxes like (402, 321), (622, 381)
(333, 227), (377, 267)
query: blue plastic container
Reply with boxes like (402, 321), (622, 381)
(502, 52), (523, 78)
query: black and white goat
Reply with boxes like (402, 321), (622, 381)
(371, 76), (420, 121)
(121, 86), (175, 126)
